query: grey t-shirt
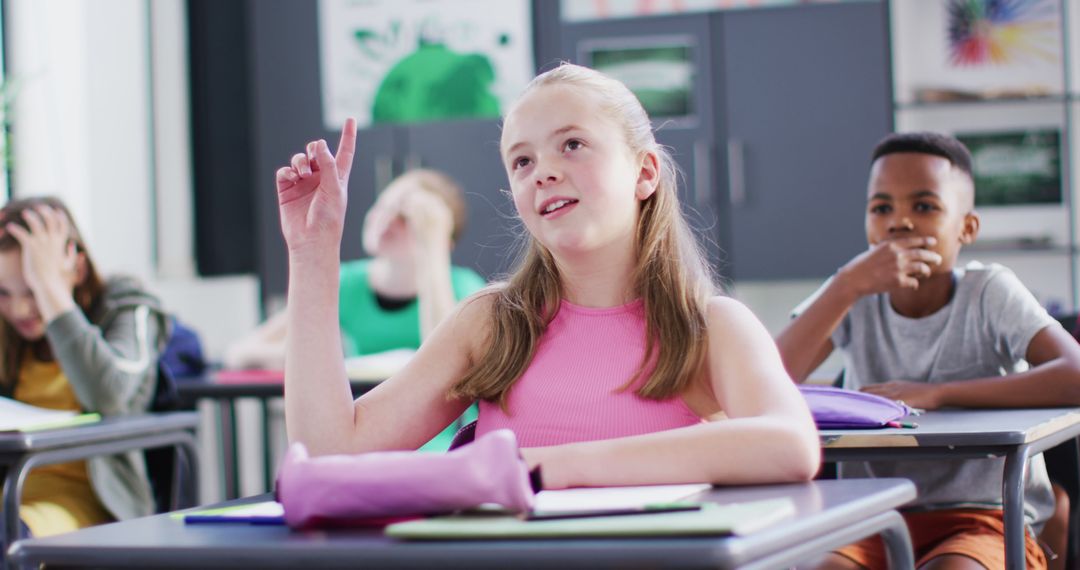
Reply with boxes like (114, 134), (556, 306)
(813, 261), (1058, 527)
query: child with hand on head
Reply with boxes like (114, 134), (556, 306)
(224, 168), (485, 368)
(0, 197), (169, 540)
(226, 169), (486, 451)
(777, 132), (1080, 570)
(277, 63), (819, 490)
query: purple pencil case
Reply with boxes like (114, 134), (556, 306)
(798, 385), (914, 429)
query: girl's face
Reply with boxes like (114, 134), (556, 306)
(501, 85), (656, 259)
(0, 250), (46, 340)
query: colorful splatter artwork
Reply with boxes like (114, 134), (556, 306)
(947, 0), (1060, 66)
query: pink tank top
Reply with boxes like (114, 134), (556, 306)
(475, 299), (703, 448)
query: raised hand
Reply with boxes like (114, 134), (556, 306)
(276, 118), (357, 254)
(836, 237), (942, 297)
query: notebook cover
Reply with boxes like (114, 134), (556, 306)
(385, 498), (795, 540)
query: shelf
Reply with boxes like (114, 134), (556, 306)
(894, 95), (1068, 111)
(962, 238), (1075, 255)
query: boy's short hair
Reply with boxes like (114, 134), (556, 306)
(871, 132), (974, 180)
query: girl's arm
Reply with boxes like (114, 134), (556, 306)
(776, 236), (941, 382)
(279, 122), (481, 455)
(5, 206), (163, 416)
(47, 300), (164, 416)
(523, 297), (821, 489)
(288, 285), (487, 456)
(862, 324), (1080, 409)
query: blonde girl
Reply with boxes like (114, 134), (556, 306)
(277, 64), (819, 488)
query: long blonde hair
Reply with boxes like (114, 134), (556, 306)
(451, 64), (717, 410)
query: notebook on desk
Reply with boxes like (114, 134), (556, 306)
(385, 497), (796, 540)
(0, 396), (100, 432)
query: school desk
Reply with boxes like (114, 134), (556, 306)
(176, 373), (377, 500)
(820, 407), (1080, 570)
(8, 478), (916, 570)
(0, 412), (200, 568)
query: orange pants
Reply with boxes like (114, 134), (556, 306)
(835, 509), (1046, 570)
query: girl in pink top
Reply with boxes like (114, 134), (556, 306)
(276, 64), (819, 489)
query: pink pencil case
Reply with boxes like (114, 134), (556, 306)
(275, 429), (535, 528)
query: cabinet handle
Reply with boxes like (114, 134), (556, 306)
(693, 140), (711, 210)
(375, 155), (393, 193)
(727, 139), (746, 207)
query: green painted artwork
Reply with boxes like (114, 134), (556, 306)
(318, 0), (532, 130)
(370, 43), (501, 124)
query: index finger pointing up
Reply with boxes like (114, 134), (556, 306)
(335, 118), (357, 178)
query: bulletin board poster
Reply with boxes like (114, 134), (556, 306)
(892, 0), (1063, 103)
(586, 41), (695, 119)
(957, 129), (1062, 207)
(318, 0), (534, 130)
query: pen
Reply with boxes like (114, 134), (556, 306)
(525, 502), (702, 521)
(885, 420), (919, 429)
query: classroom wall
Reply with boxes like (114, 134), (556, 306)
(7, 0), (260, 360)
(9, 0), (1074, 364)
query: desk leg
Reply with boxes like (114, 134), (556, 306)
(172, 433), (201, 510)
(218, 399), (239, 500)
(740, 509), (914, 570)
(2, 457), (31, 567)
(1004, 445), (1030, 570)
(260, 398), (272, 493)
(879, 510), (915, 570)
(1, 430), (199, 569)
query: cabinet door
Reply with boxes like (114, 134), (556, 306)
(719, 3), (892, 280)
(402, 119), (517, 279)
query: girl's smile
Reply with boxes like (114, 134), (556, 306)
(538, 197), (579, 219)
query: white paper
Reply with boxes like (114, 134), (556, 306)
(0, 396), (78, 431)
(344, 348), (416, 380)
(217, 501), (284, 518)
(533, 483), (712, 512)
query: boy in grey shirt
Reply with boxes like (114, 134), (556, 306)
(777, 132), (1080, 570)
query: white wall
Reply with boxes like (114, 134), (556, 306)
(7, 0), (261, 359)
(9, 0), (155, 279)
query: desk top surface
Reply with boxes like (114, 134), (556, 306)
(9, 478), (914, 569)
(0, 412), (199, 454)
(175, 375), (377, 399)
(820, 407), (1080, 449)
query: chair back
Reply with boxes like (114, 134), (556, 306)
(448, 420), (478, 451)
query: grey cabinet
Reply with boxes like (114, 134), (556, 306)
(558, 3), (893, 281)
(719, 3), (892, 280)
